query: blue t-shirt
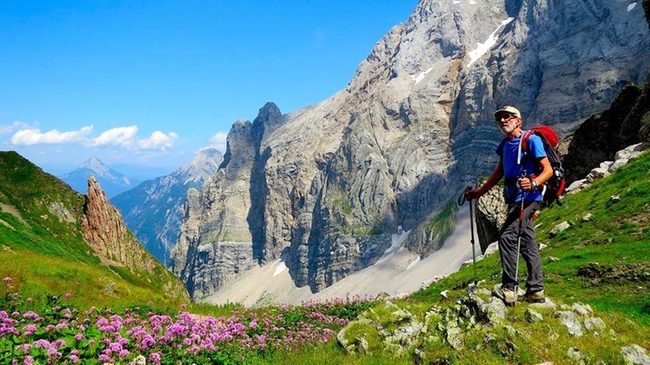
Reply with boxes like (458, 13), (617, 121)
(496, 132), (547, 202)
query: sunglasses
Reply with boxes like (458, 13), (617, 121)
(495, 114), (517, 122)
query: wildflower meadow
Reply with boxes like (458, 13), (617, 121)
(0, 277), (384, 364)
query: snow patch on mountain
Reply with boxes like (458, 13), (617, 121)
(467, 17), (514, 67)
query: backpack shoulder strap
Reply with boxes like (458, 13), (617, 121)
(517, 130), (533, 165)
(520, 130), (533, 152)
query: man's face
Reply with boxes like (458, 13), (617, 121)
(495, 112), (520, 134)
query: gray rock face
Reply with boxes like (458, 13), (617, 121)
(563, 78), (650, 183)
(170, 0), (650, 298)
(475, 185), (508, 254)
(169, 120), (260, 299)
(621, 344), (650, 365)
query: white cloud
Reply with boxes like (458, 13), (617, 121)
(209, 131), (228, 153)
(8, 123), (179, 154)
(137, 131), (178, 151)
(91, 126), (138, 148)
(10, 126), (94, 146)
(0, 121), (31, 135)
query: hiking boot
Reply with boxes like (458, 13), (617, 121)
(518, 290), (546, 303)
(492, 286), (516, 306)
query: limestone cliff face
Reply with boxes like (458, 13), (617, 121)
(170, 0), (650, 299)
(169, 118), (262, 298)
(82, 176), (189, 299)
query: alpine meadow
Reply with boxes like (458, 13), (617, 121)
(2, 1), (650, 364)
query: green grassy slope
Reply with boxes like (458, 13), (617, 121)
(0, 151), (186, 309)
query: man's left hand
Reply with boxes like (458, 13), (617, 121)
(517, 177), (533, 191)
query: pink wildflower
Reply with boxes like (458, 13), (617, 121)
(98, 354), (110, 362)
(119, 349), (130, 360)
(109, 342), (122, 353)
(148, 352), (161, 365)
(22, 324), (37, 336)
(33, 339), (50, 348)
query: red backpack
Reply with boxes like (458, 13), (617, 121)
(520, 126), (566, 206)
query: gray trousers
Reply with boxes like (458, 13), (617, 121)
(498, 200), (544, 292)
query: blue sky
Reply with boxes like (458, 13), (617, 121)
(0, 1), (418, 175)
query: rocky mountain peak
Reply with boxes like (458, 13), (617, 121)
(254, 102), (282, 127)
(80, 157), (109, 174)
(61, 157), (134, 198)
(175, 148), (223, 184)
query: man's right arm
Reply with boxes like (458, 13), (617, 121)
(465, 158), (504, 200)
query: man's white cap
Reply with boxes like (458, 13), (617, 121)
(494, 106), (521, 118)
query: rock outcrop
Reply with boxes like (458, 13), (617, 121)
(474, 184), (508, 254)
(171, 0), (650, 299)
(563, 74), (650, 184)
(637, 74), (650, 144)
(82, 176), (189, 299)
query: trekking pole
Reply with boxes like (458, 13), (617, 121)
(514, 170), (528, 302)
(458, 187), (478, 286)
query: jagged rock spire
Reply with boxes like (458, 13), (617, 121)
(81, 175), (189, 299)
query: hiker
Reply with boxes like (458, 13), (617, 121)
(464, 106), (553, 305)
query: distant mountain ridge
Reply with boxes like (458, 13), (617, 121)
(60, 157), (139, 198)
(111, 148), (223, 265)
